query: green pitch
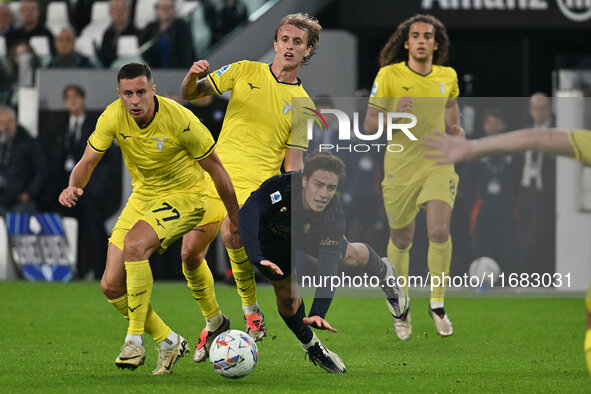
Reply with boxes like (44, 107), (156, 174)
(0, 281), (588, 392)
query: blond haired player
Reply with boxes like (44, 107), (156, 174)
(59, 62), (239, 374)
(364, 14), (464, 340)
(423, 127), (591, 377)
(179, 13), (320, 362)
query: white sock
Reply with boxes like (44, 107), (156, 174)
(159, 330), (179, 350)
(125, 334), (143, 347)
(242, 302), (259, 315)
(302, 332), (319, 350)
(430, 299), (444, 309)
(205, 311), (224, 331)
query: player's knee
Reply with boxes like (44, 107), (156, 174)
(181, 243), (206, 268)
(427, 227), (449, 243)
(101, 277), (125, 299)
(122, 234), (149, 261)
(342, 243), (364, 267)
(392, 235), (412, 249)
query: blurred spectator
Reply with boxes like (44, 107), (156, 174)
(0, 4), (15, 39)
(49, 85), (111, 279)
(0, 105), (47, 215)
(214, 0), (248, 43)
(139, 0), (195, 68)
(514, 93), (555, 275)
(96, 0), (139, 68)
(9, 0), (55, 56)
(466, 109), (518, 271)
(68, 0), (95, 36)
(187, 95), (228, 141)
(7, 41), (40, 105)
(46, 27), (93, 68)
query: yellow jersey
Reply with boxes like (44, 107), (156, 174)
(207, 60), (311, 191)
(88, 95), (215, 198)
(369, 61), (459, 185)
(569, 129), (591, 166)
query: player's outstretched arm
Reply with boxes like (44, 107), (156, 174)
(303, 316), (338, 333)
(181, 60), (215, 100)
(59, 145), (104, 207)
(422, 129), (576, 164)
(198, 151), (240, 235)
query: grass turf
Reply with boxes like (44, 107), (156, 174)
(0, 280), (588, 393)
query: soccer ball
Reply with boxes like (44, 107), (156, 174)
(210, 330), (258, 379)
(469, 256), (501, 287)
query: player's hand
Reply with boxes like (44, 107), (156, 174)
(303, 316), (338, 333)
(260, 260), (283, 276)
(449, 124), (466, 138)
(397, 96), (414, 113)
(59, 187), (83, 208)
(422, 131), (475, 164)
(189, 60), (210, 78)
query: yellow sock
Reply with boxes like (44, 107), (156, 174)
(107, 294), (171, 342)
(125, 260), (153, 336)
(388, 239), (411, 295)
(227, 246), (257, 307)
(427, 238), (452, 302)
(182, 261), (220, 319)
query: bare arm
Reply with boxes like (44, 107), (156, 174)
(364, 97), (414, 134)
(422, 129), (575, 164)
(180, 60), (216, 100)
(364, 106), (381, 134)
(59, 146), (104, 207)
(284, 148), (303, 172)
(445, 98), (465, 137)
(198, 151), (239, 233)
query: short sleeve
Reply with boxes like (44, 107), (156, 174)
(207, 61), (244, 95)
(288, 98), (313, 151)
(449, 68), (459, 99)
(368, 68), (390, 112)
(179, 116), (216, 161)
(88, 110), (115, 153)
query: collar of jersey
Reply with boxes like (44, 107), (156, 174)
(137, 96), (160, 129)
(405, 61), (433, 77)
(268, 64), (302, 86)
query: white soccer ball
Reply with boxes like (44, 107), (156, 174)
(469, 256), (501, 286)
(210, 330), (258, 379)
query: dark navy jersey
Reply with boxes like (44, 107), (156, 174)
(239, 171), (345, 318)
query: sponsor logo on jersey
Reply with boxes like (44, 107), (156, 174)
(320, 237), (340, 247)
(436, 83), (446, 94)
(247, 82), (261, 90)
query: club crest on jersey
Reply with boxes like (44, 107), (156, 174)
(436, 83), (446, 94)
(152, 137), (168, 150)
(283, 98), (295, 114)
(216, 64), (231, 76)
(270, 191), (282, 204)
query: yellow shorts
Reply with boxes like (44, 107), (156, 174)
(110, 191), (206, 254)
(383, 169), (459, 230)
(197, 184), (255, 227)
